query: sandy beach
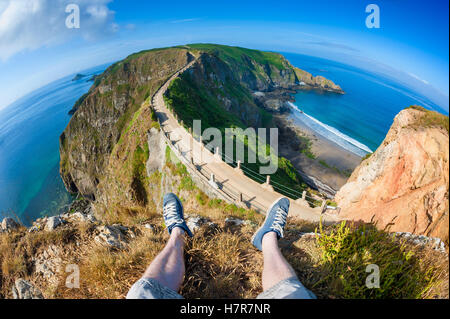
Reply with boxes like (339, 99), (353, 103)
(274, 113), (363, 196)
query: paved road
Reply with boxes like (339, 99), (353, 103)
(152, 60), (339, 224)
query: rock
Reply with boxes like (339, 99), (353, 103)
(224, 217), (256, 228)
(12, 279), (43, 299)
(33, 245), (63, 285)
(225, 217), (245, 226)
(2, 217), (20, 232)
(45, 216), (63, 231)
(70, 211), (97, 223)
(335, 108), (449, 244)
(186, 215), (204, 234)
(185, 215), (217, 234)
(72, 73), (86, 81)
(71, 212), (86, 222)
(394, 232), (447, 254)
(94, 225), (127, 249)
(144, 224), (155, 232)
(298, 232), (319, 239)
(86, 213), (97, 223)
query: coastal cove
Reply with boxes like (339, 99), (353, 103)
(283, 52), (446, 155)
(274, 52), (447, 195)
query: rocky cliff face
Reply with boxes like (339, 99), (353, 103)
(335, 107), (449, 243)
(60, 48), (193, 200)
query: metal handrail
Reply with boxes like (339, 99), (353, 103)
(154, 61), (332, 215)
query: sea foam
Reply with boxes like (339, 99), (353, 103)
(288, 102), (373, 157)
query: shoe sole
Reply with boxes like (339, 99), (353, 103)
(251, 196), (288, 244)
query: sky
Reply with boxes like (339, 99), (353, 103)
(0, 0), (448, 112)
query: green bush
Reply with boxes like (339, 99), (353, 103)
(314, 221), (440, 298)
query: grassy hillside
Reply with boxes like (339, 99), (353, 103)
(164, 45), (309, 198)
(187, 43), (288, 70)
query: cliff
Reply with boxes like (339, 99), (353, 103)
(335, 106), (449, 243)
(60, 44), (343, 204)
(60, 47), (194, 200)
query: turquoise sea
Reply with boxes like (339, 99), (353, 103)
(0, 64), (109, 224)
(283, 53), (447, 157)
(0, 53), (447, 224)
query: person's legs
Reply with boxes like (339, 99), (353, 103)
(252, 197), (316, 299)
(126, 193), (193, 299)
(142, 227), (185, 291)
(261, 231), (297, 291)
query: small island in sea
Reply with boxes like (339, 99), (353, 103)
(71, 73), (87, 81)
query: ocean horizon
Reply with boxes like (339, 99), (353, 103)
(0, 63), (110, 224)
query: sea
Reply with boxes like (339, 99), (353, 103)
(283, 52), (447, 157)
(0, 53), (446, 224)
(0, 64), (109, 224)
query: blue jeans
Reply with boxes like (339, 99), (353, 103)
(126, 276), (316, 299)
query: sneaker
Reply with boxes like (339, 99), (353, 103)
(162, 193), (193, 237)
(251, 197), (290, 251)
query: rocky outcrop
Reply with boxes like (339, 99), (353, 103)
(12, 279), (43, 299)
(293, 68), (344, 93)
(1, 217), (20, 232)
(94, 224), (132, 249)
(45, 216), (63, 231)
(335, 107), (449, 243)
(72, 74), (86, 81)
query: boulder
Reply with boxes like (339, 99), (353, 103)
(225, 217), (245, 226)
(185, 214), (217, 235)
(70, 211), (97, 223)
(94, 225), (128, 249)
(45, 216), (63, 231)
(2, 217), (20, 232)
(12, 279), (43, 299)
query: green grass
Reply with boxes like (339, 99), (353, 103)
(117, 107), (143, 145)
(318, 160), (350, 177)
(406, 105), (449, 133)
(314, 221), (441, 298)
(195, 191), (208, 206)
(187, 43), (287, 70)
(130, 144), (149, 205)
(298, 135), (316, 159)
(325, 200), (338, 208)
(164, 66), (307, 199)
(361, 153), (372, 161)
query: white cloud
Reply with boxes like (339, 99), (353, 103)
(408, 72), (430, 85)
(170, 18), (200, 24)
(0, 0), (117, 61)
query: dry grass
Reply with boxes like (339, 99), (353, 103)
(1, 157), (448, 299)
(1, 204), (448, 299)
(407, 105), (449, 133)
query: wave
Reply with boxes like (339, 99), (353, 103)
(288, 102), (373, 156)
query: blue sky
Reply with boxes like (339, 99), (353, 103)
(0, 0), (448, 112)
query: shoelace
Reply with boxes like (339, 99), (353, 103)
(271, 206), (288, 237)
(163, 201), (184, 226)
